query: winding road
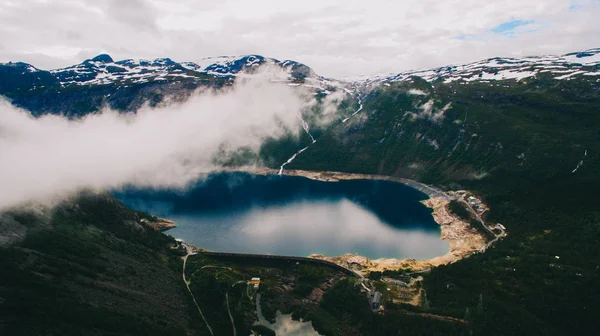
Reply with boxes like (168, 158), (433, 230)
(182, 245), (214, 336)
(456, 196), (506, 251)
(226, 281), (247, 336)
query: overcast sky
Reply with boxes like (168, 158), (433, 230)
(0, 0), (599, 77)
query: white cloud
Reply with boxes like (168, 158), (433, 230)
(405, 100), (451, 123)
(0, 76), (311, 210)
(0, 0), (598, 77)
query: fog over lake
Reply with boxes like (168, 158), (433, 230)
(115, 172), (449, 260)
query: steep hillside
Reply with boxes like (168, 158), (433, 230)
(283, 49), (600, 335)
(0, 193), (208, 335)
(291, 48), (600, 185)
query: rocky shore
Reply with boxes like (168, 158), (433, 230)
(309, 196), (486, 274)
(210, 167), (490, 274)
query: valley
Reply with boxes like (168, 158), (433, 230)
(1, 47), (599, 335)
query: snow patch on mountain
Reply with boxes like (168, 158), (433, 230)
(354, 48), (600, 86)
(44, 54), (334, 90)
(408, 89), (428, 95)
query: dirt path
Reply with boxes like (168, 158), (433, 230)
(226, 292), (236, 336)
(226, 281), (246, 336)
(182, 245), (214, 336)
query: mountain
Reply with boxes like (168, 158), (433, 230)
(0, 193), (205, 335)
(47, 54), (317, 86)
(4, 49), (597, 177)
(0, 53), (339, 117)
(353, 48), (600, 84)
(291, 48), (600, 185)
(2, 49), (600, 335)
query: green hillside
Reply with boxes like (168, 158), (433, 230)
(0, 193), (208, 335)
(286, 76), (600, 335)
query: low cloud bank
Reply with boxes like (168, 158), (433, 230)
(0, 79), (308, 210)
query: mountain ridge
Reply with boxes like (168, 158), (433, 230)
(1, 53), (320, 87)
(350, 47), (600, 84)
(2, 47), (598, 89)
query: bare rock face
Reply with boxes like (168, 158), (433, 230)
(140, 217), (176, 231)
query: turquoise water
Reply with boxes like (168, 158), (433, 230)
(114, 172), (448, 259)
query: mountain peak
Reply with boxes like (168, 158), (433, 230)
(90, 54), (114, 63)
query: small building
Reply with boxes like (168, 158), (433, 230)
(251, 277), (261, 289)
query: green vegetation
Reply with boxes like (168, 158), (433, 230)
(183, 254), (471, 336)
(310, 279), (469, 336)
(285, 77), (600, 335)
(422, 175), (600, 335)
(0, 193), (205, 335)
(184, 253), (347, 335)
(290, 77), (599, 184)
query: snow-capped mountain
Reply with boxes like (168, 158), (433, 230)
(1, 48), (599, 118)
(0, 53), (347, 110)
(0, 53), (352, 118)
(11, 54), (320, 87)
(353, 48), (600, 86)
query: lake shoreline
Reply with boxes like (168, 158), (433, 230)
(196, 167), (489, 274)
(308, 196), (487, 273)
(219, 167), (449, 199)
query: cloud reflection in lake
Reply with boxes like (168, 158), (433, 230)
(115, 173), (449, 259)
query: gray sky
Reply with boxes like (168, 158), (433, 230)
(0, 0), (599, 77)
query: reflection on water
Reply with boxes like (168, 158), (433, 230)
(115, 173), (449, 259)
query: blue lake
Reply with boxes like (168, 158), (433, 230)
(114, 172), (449, 260)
